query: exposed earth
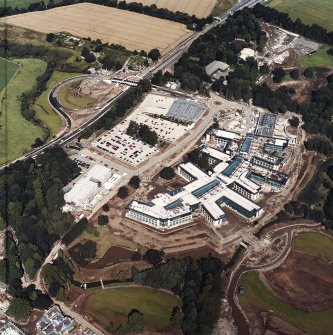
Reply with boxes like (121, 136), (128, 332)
(263, 250), (333, 312)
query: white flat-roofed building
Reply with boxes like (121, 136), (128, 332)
(86, 164), (112, 183)
(178, 162), (211, 182)
(202, 147), (230, 164)
(201, 201), (227, 227)
(206, 129), (239, 147)
(64, 178), (99, 206)
(240, 48), (256, 61)
(0, 323), (26, 335)
(126, 199), (193, 229)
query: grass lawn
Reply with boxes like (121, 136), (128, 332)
(212, 0), (237, 16)
(268, 0), (333, 32)
(0, 58), (19, 92)
(299, 46), (333, 68)
(0, 58), (47, 165)
(292, 232), (333, 260)
(32, 71), (82, 136)
(57, 81), (97, 110)
(85, 286), (181, 330)
(238, 271), (333, 335)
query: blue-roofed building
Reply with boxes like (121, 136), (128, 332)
(192, 179), (220, 198)
(222, 157), (243, 177)
(240, 134), (254, 153)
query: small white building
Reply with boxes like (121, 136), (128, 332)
(239, 48), (256, 61)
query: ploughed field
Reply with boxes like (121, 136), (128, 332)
(124, 0), (217, 18)
(2, 3), (193, 54)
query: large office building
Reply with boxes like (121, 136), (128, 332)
(126, 161), (262, 230)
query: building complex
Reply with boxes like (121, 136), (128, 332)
(127, 109), (295, 230)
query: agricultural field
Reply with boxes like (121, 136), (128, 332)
(299, 46), (333, 68)
(268, 0), (333, 32)
(0, 58), (19, 92)
(125, 0), (217, 18)
(292, 232), (333, 260)
(32, 71), (82, 136)
(0, 58), (46, 165)
(85, 286), (181, 331)
(2, 3), (193, 54)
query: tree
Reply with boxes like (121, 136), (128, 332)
(259, 64), (269, 74)
(7, 298), (32, 320)
(85, 53), (96, 63)
(98, 215), (109, 226)
(119, 309), (145, 333)
(290, 69), (300, 80)
(102, 203), (110, 212)
(129, 176), (140, 189)
(288, 116), (300, 128)
(148, 48), (161, 61)
(170, 306), (184, 331)
(79, 240), (97, 261)
(272, 67), (286, 83)
(32, 294), (53, 310)
(159, 166), (175, 180)
(46, 33), (55, 43)
(117, 186), (129, 199)
(303, 68), (314, 79)
(144, 249), (164, 266)
(81, 47), (90, 58)
(48, 281), (61, 297)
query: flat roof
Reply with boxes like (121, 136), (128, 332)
(202, 147), (230, 162)
(201, 200), (225, 220)
(213, 129), (239, 140)
(179, 162), (210, 181)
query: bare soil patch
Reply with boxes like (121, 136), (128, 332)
(263, 250), (333, 312)
(3, 3), (193, 54)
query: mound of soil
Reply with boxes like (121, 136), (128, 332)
(263, 251), (333, 312)
(86, 246), (134, 269)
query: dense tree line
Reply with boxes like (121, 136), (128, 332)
(0, 0), (212, 31)
(133, 256), (224, 335)
(0, 147), (79, 280)
(21, 62), (56, 127)
(251, 4), (333, 43)
(298, 75), (333, 144)
(126, 121), (158, 146)
(276, 159), (333, 229)
(173, 8), (267, 93)
(80, 79), (151, 138)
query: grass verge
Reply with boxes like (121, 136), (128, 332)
(291, 232), (333, 260)
(299, 46), (333, 68)
(85, 286), (181, 331)
(238, 271), (333, 335)
(32, 71), (82, 136)
(268, 0), (333, 32)
(0, 58), (19, 92)
(0, 58), (46, 165)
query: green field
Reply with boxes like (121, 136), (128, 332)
(268, 0), (333, 32)
(0, 58), (47, 165)
(238, 271), (333, 335)
(32, 71), (81, 136)
(57, 81), (97, 110)
(292, 232), (333, 260)
(299, 46), (333, 68)
(0, 58), (19, 92)
(85, 286), (181, 330)
(6, 0), (61, 8)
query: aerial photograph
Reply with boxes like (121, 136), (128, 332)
(0, 0), (333, 334)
